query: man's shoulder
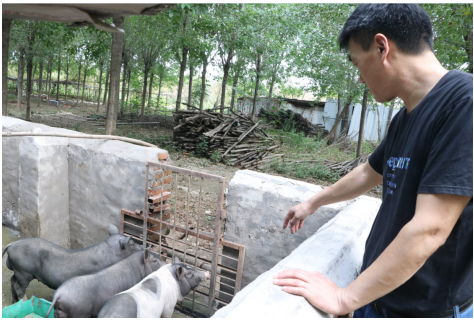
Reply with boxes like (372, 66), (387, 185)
(441, 70), (473, 99)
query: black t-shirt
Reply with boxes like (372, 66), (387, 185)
(364, 70), (473, 315)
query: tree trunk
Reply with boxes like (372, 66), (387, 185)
(199, 61), (208, 111)
(2, 18), (12, 115)
(56, 49), (61, 101)
(102, 67), (109, 106)
(140, 67), (149, 122)
(81, 64), (87, 103)
(147, 72), (154, 114)
(47, 64), (53, 102)
(220, 48), (233, 114)
(343, 102), (350, 134)
(96, 64), (103, 112)
(376, 106), (382, 142)
(126, 69), (131, 111)
(76, 61), (82, 105)
(187, 61), (194, 106)
(120, 61), (127, 118)
(64, 56), (69, 100)
(175, 47), (189, 112)
(356, 88), (369, 158)
(384, 99), (395, 138)
(105, 16), (125, 135)
(17, 51), (25, 109)
(336, 93), (342, 138)
(326, 95), (353, 142)
(37, 61), (43, 107)
(25, 59), (33, 120)
(32, 63), (37, 94)
(157, 73), (162, 108)
(251, 55), (262, 121)
(230, 68), (240, 110)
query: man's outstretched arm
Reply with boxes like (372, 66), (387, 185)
(274, 193), (472, 315)
(284, 161), (383, 234)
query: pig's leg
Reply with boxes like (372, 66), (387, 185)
(11, 271), (32, 302)
(10, 275), (19, 303)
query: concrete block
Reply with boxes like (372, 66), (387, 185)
(213, 196), (381, 318)
(18, 137), (70, 247)
(224, 170), (354, 287)
(67, 139), (169, 249)
(2, 116), (76, 230)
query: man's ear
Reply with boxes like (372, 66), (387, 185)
(374, 33), (390, 63)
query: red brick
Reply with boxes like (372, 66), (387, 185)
(163, 176), (172, 185)
(164, 170), (172, 177)
(158, 152), (168, 160)
(155, 172), (163, 180)
(152, 203), (172, 213)
(148, 191), (172, 204)
(149, 188), (170, 197)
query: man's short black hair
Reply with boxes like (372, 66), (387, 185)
(338, 4), (434, 55)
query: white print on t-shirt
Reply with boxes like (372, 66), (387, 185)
(386, 157), (411, 195)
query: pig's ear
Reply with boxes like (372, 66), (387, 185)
(120, 236), (132, 250)
(108, 225), (119, 236)
(144, 249), (150, 260)
(173, 257), (180, 264)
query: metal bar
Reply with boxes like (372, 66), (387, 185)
(183, 175), (191, 264)
(172, 171), (178, 260)
(235, 246), (246, 294)
(183, 296), (208, 308)
(215, 280), (235, 291)
(122, 209), (215, 242)
(214, 288), (234, 298)
(219, 239), (245, 251)
(216, 273), (238, 282)
(213, 297), (230, 306)
(208, 179), (225, 316)
(158, 167), (165, 259)
(192, 177), (204, 313)
(119, 210), (125, 234)
(218, 253), (239, 262)
(146, 161), (225, 182)
(142, 165), (150, 249)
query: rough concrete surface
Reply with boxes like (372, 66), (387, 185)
(223, 170), (354, 288)
(2, 117), (76, 230)
(2, 116), (169, 249)
(19, 137), (70, 247)
(213, 196), (381, 318)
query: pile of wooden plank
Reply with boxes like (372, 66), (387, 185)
(173, 108), (282, 169)
(258, 108), (328, 137)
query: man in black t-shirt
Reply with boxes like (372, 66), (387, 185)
(272, 4), (472, 318)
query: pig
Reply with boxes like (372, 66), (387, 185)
(45, 249), (165, 318)
(2, 225), (142, 303)
(98, 257), (210, 318)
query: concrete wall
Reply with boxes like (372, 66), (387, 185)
(223, 170), (354, 288)
(214, 195), (381, 318)
(2, 116), (170, 249)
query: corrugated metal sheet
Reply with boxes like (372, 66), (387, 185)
(348, 103), (400, 142)
(236, 96), (401, 142)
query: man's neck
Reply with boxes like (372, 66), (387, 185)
(394, 51), (448, 113)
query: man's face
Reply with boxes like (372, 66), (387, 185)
(348, 38), (393, 103)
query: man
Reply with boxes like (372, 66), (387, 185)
(273, 4), (472, 318)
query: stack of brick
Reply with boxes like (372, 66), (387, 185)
(147, 152), (173, 241)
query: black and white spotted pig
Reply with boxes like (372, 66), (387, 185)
(98, 258), (210, 318)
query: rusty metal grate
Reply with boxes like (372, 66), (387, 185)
(120, 161), (245, 317)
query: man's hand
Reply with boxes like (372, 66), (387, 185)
(273, 269), (349, 315)
(283, 201), (316, 234)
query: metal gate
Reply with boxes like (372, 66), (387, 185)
(120, 161), (245, 317)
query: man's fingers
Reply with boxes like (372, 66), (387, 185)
(281, 286), (311, 299)
(273, 278), (307, 289)
(299, 219), (304, 230)
(283, 212), (294, 229)
(274, 269), (311, 282)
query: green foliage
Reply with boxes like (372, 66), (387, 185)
(195, 137), (209, 156)
(210, 150), (222, 163)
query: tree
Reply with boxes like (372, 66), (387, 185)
(3, 18), (12, 115)
(356, 88), (369, 158)
(105, 16), (125, 135)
